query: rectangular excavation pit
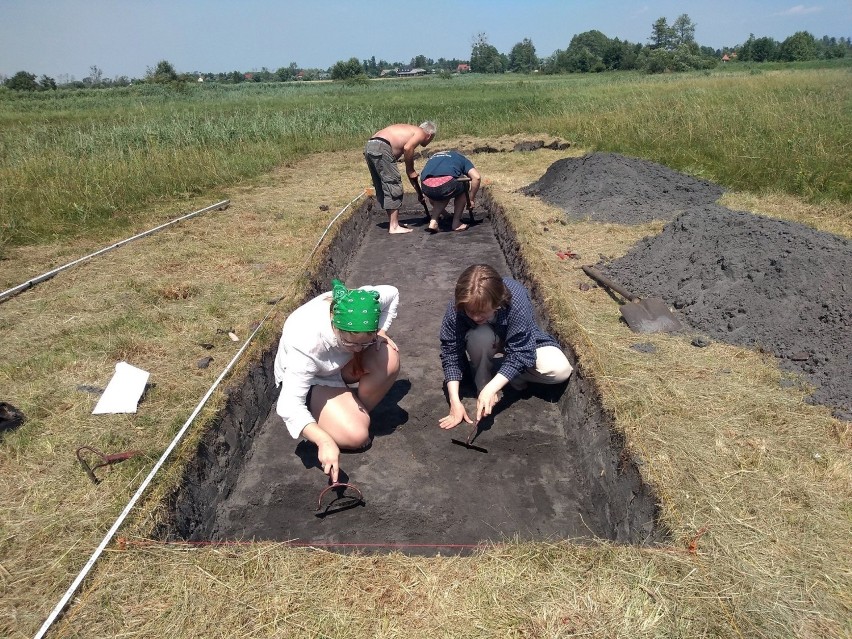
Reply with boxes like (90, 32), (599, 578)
(157, 192), (665, 552)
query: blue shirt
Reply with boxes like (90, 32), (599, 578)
(439, 277), (559, 382)
(421, 150), (474, 180)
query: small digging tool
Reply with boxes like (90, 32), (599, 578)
(581, 266), (682, 334)
(411, 177), (430, 219)
(315, 481), (365, 517)
(76, 446), (141, 484)
(451, 418), (488, 453)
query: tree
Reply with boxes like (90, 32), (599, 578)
(751, 36), (779, 62)
(5, 71), (38, 91)
(470, 32), (504, 73)
(38, 74), (57, 90)
(410, 54), (430, 69)
(779, 31), (817, 61)
(671, 14), (696, 48)
(88, 65), (103, 86)
(569, 30), (611, 59)
(330, 57), (366, 80)
(508, 38), (537, 73)
(275, 62), (299, 82)
(146, 60), (178, 84)
(650, 17), (674, 50)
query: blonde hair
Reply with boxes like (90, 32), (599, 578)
(454, 264), (511, 313)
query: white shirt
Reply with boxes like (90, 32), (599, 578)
(274, 285), (399, 438)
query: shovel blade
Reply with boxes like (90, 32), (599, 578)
(619, 299), (682, 334)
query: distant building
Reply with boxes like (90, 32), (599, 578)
(722, 54), (730, 62)
(397, 67), (427, 77)
(244, 72), (254, 80)
(457, 63), (470, 73)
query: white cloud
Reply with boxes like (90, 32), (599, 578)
(777, 5), (823, 16)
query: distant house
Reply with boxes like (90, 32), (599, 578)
(295, 71), (305, 80)
(397, 67), (427, 77)
(244, 72), (254, 81)
(197, 76), (204, 82)
(379, 68), (397, 77)
(457, 63), (470, 73)
(722, 54), (730, 62)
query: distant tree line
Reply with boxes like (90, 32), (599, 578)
(3, 14), (850, 91)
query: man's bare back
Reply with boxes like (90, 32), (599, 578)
(372, 123), (430, 160)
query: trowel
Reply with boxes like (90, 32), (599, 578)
(451, 418), (488, 453)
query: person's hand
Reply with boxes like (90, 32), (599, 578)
(439, 401), (472, 430)
(377, 333), (399, 352)
(317, 439), (341, 482)
(475, 387), (501, 422)
(408, 171), (419, 180)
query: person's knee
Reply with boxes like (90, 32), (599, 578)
(336, 416), (371, 449)
(363, 343), (400, 377)
(537, 354), (573, 384)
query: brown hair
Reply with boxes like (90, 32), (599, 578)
(454, 264), (511, 313)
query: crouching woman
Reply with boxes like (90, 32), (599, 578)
(439, 264), (573, 429)
(274, 279), (400, 482)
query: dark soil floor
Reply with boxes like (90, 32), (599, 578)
(208, 199), (658, 550)
(525, 152), (852, 420)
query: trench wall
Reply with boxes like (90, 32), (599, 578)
(485, 189), (662, 543)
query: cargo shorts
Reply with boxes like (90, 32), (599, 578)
(364, 138), (403, 211)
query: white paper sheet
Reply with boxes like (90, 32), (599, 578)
(92, 362), (150, 414)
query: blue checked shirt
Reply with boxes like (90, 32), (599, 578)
(439, 278), (559, 383)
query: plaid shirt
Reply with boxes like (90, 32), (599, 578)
(439, 278), (559, 383)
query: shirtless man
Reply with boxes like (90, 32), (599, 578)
(364, 121), (436, 234)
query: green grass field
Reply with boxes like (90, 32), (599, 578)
(1, 63), (850, 249)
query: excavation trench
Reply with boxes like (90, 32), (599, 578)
(158, 191), (664, 552)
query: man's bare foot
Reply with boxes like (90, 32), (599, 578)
(452, 223), (469, 232)
(427, 220), (439, 233)
(389, 224), (413, 234)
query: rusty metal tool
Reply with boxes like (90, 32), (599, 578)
(76, 446), (141, 484)
(581, 266), (682, 334)
(451, 418), (488, 453)
(411, 177), (430, 219)
(315, 481), (365, 516)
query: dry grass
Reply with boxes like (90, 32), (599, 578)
(1, 141), (850, 638)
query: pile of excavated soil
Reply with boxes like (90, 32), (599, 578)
(521, 153), (725, 224)
(526, 152), (852, 420)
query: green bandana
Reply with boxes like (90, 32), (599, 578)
(331, 279), (381, 332)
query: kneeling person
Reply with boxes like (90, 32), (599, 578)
(275, 279), (401, 481)
(421, 150), (481, 232)
(439, 264), (573, 429)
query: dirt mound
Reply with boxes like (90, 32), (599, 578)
(521, 153), (724, 224)
(422, 134), (572, 159)
(605, 205), (852, 419)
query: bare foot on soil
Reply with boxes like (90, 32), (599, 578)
(452, 223), (469, 232)
(427, 220), (439, 233)
(389, 225), (413, 234)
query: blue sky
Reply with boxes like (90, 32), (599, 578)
(1, 0), (848, 80)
